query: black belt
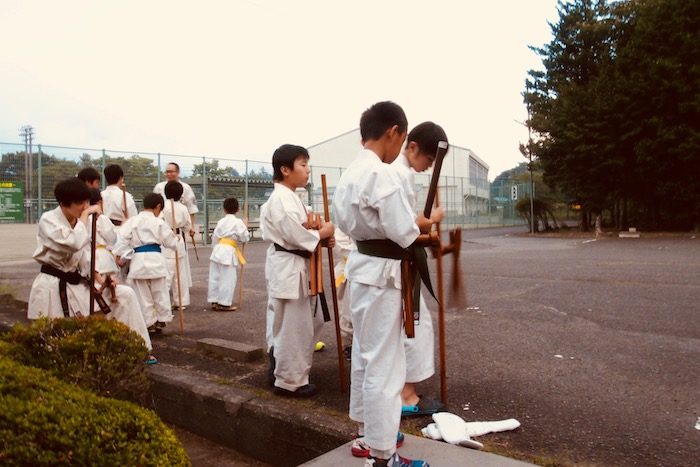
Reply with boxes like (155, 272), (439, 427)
(356, 239), (437, 317)
(40, 264), (111, 316)
(109, 219), (122, 226)
(274, 243), (312, 259)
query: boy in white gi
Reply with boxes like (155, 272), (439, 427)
(392, 122), (447, 418)
(261, 144), (335, 398)
(154, 162), (198, 234)
(208, 197), (250, 312)
(160, 181), (193, 310)
(113, 193), (179, 333)
(101, 164), (138, 227)
(333, 102), (437, 467)
(28, 178), (155, 363)
(87, 189), (120, 278)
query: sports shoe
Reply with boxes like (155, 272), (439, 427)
(401, 396), (446, 417)
(272, 383), (317, 398)
(352, 432), (405, 458)
(365, 452), (429, 467)
(343, 345), (352, 361)
(145, 355), (159, 365)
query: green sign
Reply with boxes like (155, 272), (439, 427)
(0, 181), (25, 222)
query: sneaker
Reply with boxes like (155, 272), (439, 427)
(145, 355), (159, 365)
(352, 432), (405, 458)
(365, 453), (429, 467)
(343, 345), (352, 361)
(156, 321), (167, 329)
(401, 396), (446, 417)
(272, 383), (317, 398)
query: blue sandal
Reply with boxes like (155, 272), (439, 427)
(401, 396), (446, 417)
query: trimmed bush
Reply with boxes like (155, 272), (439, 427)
(0, 358), (189, 466)
(1, 317), (150, 401)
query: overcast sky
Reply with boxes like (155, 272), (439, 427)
(0, 0), (559, 179)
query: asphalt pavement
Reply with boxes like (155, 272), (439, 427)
(1, 224), (698, 466)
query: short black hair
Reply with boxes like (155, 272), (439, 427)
(359, 101), (408, 143)
(88, 188), (102, 206)
(54, 178), (91, 206)
(166, 162), (180, 172)
(223, 197), (240, 214)
(407, 122), (449, 159)
(164, 181), (183, 201)
(77, 167), (101, 184)
(104, 164), (124, 185)
(143, 192), (164, 210)
(272, 144), (309, 182)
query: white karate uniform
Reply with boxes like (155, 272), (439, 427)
(160, 200), (193, 307)
(27, 207), (152, 351)
(154, 181), (199, 215)
(208, 214), (250, 307)
(261, 183), (320, 392)
(333, 228), (356, 347)
(113, 211), (178, 327)
(392, 153), (435, 383)
(101, 185), (138, 225)
(87, 214), (120, 275)
(332, 148), (420, 455)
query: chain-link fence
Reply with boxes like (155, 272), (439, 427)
(1, 142), (530, 240)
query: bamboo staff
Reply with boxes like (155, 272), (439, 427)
(236, 201), (249, 308)
(321, 174), (347, 392)
(89, 211), (97, 316)
(171, 199), (185, 333)
(434, 190), (448, 404)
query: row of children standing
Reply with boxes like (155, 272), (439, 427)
(261, 102), (448, 467)
(27, 163), (249, 365)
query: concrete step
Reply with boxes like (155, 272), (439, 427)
(300, 433), (534, 467)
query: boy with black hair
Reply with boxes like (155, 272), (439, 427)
(332, 102), (437, 467)
(261, 144), (335, 398)
(208, 197), (250, 311)
(102, 164), (138, 226)
(154, 162), (197, 236)
(28, 178), (155, 361)
(392, 122), (448, 418)
(160, 180), (193, 310)
(77, 167), (101, 189)
(113, 192), (179, 333)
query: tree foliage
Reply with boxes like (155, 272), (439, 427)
(525, 0), (700, 230)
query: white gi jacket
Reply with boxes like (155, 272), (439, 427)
(154, 181), (198, 215)
(159, 200), (192, 260)
(210, 214), (250, 266)
(101, 185), (138, 224)
(87, 213), (119, 274)
(112, 211), (178, 279)
(261, 183), (320, 299)
(332, 149), (420, 290)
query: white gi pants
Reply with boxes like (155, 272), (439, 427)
(165, 255), (191, 307)
(27, 273), (152, 350)
(404, 294), (435, 383)
(270, 292), (315, 392)
(207, 261), (238, 307)
(348, 280), (405, 455)
(131, 277), (172, 327)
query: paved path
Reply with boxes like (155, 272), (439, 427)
(1, 223), (698, 466)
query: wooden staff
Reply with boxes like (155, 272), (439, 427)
(171, 199), (185, 333)
(236, 201), (249, 308)
(190, 232), (199, 261)
(321, 174), (347, 392)
(89, 211), (98, 316)
(434, 190), (448, 404)
(308, 212), (318, 295)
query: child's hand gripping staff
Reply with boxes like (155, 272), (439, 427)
(307, 212), (332, 323)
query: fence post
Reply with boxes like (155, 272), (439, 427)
(101, 149), (106, 189)
(37, 144), (43, 219)
(244, 159), (249, 216)
(156, 153), (161, 184)
(202, 156), (208, 245)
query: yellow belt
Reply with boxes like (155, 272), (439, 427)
(96, 245), (107, 249)
(218, 238), (247, 265)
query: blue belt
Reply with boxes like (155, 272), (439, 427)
(134, 243), (161, 253)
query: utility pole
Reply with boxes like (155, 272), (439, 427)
(19, 125), (34, 223)
(514, 119), (536, 234)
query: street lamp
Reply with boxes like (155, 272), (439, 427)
(514, 119), (535, 234)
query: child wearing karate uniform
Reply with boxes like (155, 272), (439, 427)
(160, 181), (193, 310)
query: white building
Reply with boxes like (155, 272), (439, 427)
(307, 128), (490, 219)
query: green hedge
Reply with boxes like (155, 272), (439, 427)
(0, 357), (189, 466)
(1, 317), (150, 402)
